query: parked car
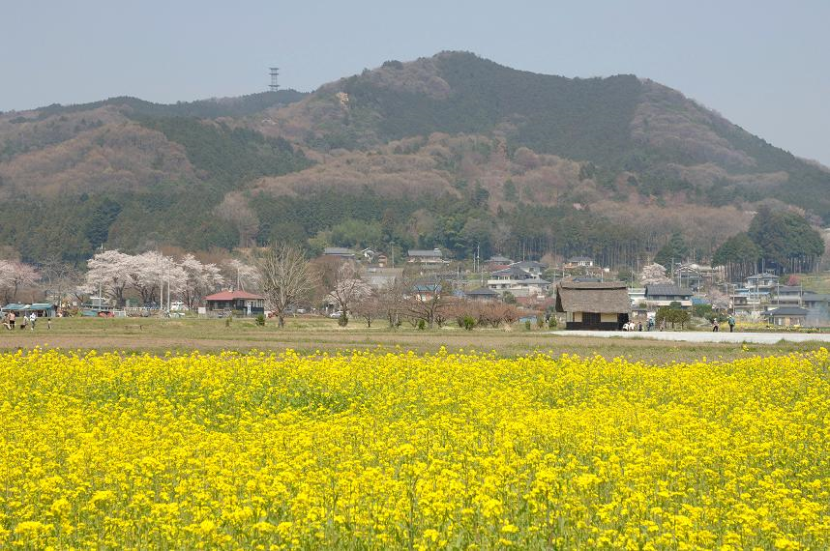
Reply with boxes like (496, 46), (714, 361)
(329, 311), (345, 319)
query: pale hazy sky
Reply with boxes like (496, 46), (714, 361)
(2, 0), (829, 165)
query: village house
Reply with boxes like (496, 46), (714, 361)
(730, 292), (763, 315)
(627, 287), (648, 317)
(676, 264), (704, 291)
(764, 306), (808, 327)
(465, 287), (500, 302)
(510, 260), (547, 277)
(412, 283), (441, 302)
(555, 281), (631, 330)
(745, 272), (778, 292)
(485, 255), (512, 266)
(804, 292), (830, 311)
(644, 284), (694, 309)
(487, 266), (550, 297)
(407, 248), (447, 265)
(360, 266), (403, 291)
(204, 290), (265, 317)
(565, 256), (594, 269)
(771, 285), (803, 307)
(323, 247), (356, 260)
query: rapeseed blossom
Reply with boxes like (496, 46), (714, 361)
(1, 347), (829, 549)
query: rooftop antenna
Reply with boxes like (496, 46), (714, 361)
(269, 67), (280, 92)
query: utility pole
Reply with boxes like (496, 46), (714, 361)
(97, 244), (104, 309)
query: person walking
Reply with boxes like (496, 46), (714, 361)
(727, 315), (736, 333)
(29, 312), (37, 331)
(712, 318), (719, 332)
(19, 314), (27, 330)
(8, 311), (16, 330)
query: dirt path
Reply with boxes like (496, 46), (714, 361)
(551, 330), (830, 344)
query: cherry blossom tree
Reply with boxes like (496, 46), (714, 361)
(129, 251), (170, 305)
(83, 250), (134, 307)
(0, 260), (40, 303)
(224, 259), (261, 292)
(178, 254), (224, 308)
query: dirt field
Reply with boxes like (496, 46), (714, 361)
(0, 316), (826, 362)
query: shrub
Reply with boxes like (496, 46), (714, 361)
(417, 319), (426, 331)
(462, 316), (476, 331)
(524, 320), (532, 331)
(255, 313), (266, 327)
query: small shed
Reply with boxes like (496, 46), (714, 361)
(323, 247), (355, 260)
(204, 290), (265, 317)
(555, 281), (631, 330)
(765, 306), (808, 327)
(413, 284), (442, 302)
(29, 303), (56, 317)
(465, 287), (500, 301)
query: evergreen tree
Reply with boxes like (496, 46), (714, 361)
(654, 231), (689, 268)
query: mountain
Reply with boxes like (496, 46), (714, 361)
(256, 52), (829, 218)
(0, 52), (827, 266)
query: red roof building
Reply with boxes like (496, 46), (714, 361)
(205, 290), (265, 316)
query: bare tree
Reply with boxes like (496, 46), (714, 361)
(377, 280), (407, 328)
(407, 282), (447, 328)
(258, 244), (312, 328)
(326, 262), (372, 326)
(352, 294), (382, 328)
(40, 256), (79, 310)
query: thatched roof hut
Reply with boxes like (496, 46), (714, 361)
(555, 281), (631, 330)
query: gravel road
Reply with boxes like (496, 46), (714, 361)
(549, 330), (830, 344)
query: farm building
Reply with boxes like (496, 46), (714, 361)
(764, 306), (808, 327)
(204, 290), (265, 317)
(407, 248), (446, 265)
(555, 281), (631, 330)
(465, 287), (500, 301)
(645, 285), (694, 309)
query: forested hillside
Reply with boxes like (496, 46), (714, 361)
(0, 52), (827, 268)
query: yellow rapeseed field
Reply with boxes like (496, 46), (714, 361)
(1, 348), (830, 550)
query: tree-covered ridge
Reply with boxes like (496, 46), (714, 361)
(342, 52), (643, 165)
(261, 51), (830, 220)
(5, 90), (306, 122)
(138, 117), (313, 188)
(0, 116), (313, 263)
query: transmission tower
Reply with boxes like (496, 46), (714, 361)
(269, 67), (280, 92)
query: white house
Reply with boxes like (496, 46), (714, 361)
(487, 266), (550, 297)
